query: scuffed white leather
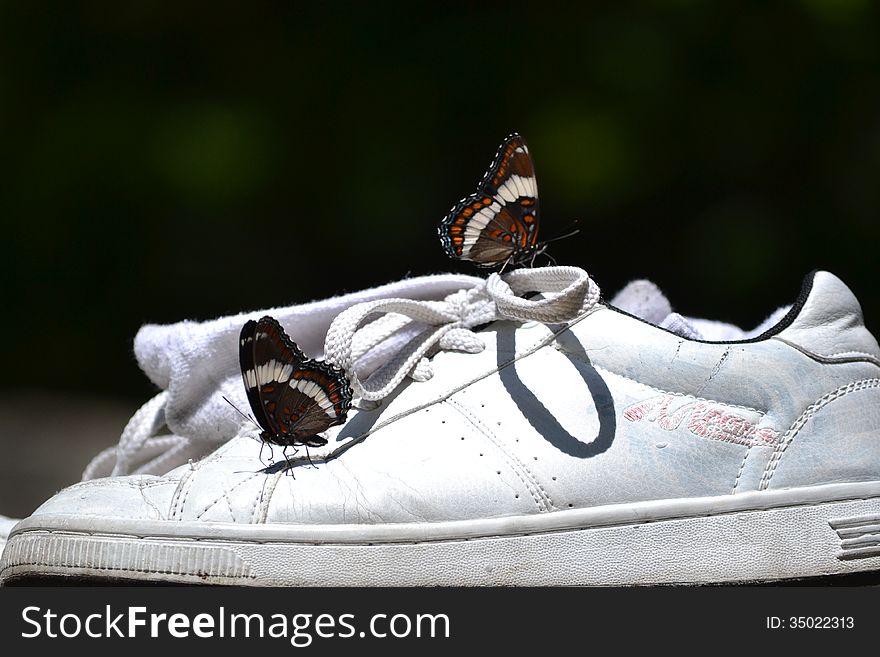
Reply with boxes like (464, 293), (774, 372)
(33, 474), (181, 521)
(24, 270), (880, 531)
(777, 271), (880, 361)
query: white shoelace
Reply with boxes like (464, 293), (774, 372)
(85, 392), (214, 479)
(326, 266), (599, 400)
(89, 266), (600, 479)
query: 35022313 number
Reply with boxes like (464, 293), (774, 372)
(788, 617), (854, 629)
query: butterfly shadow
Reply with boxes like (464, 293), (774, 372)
(251, 444), (321, 476)
(254, 383), (408, 475)
(335, 383), (408, 444)
(496, 326), (616, 458)
(257, 453), (304, 476)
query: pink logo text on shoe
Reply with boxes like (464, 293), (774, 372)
(623, 395), (779, 447)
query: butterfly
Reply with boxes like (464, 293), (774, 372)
(439, 133), (553, 269)
(238, 315), (352, 448)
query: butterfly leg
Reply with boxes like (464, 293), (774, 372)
(281, 446), (294, 476)
(282, 445), (303, 477)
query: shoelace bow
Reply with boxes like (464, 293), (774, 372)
(326, 266), (599, 400)
(94, 266), (600, 478)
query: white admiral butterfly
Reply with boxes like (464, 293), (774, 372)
(438, 133), (546, 269)
(238, 315), (352, 448)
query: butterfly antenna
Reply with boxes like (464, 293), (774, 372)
(222, 395), (261, 430)
(499, 254), (513, 275)
(542, 218), (581, 246)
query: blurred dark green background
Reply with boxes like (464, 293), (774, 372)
(1, 1), (879, 403)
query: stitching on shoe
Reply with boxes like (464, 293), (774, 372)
(220, 481), (238, 523)
(137, 483), (164, 519)
(193, 472), (264, 521)
(822, 350), (880, 360)
(731, 445), (752, 494)
(64, 479), (172, 492)
(251, 477), (270, 524)
(170, 439), (241, 520)
(259, 471), (284, 524)
(137, 481), (178, 489)
(169, 468), (195, 521)
(760, 378), (880, 490)
(771, 337), (880, 366)
(170, 448), (225, 520)
(446, 399), (549, 511)
(446, 398), (555, 513)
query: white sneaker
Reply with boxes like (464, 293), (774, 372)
(4, 267), (878, 586)
(0, 272), (703, 559)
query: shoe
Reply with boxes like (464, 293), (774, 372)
(0, 271), (703, 563)
(4, 266), (877, 586)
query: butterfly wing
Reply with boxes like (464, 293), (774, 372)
(275, 362), (352, 446)
(239, 316), (352, 447)
(438, 133), (540, 268)
(240, 318), (284, 437)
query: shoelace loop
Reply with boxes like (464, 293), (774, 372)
(325, 266), (600, 400)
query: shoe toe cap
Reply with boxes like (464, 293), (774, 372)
(31, 475), (179, 521)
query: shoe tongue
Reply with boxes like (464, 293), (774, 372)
(609, 280), (673, 325)
(610, 279), (705, 339)
(610, 279), (792, 342)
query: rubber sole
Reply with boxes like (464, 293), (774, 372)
(3, 482), (880, 586)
